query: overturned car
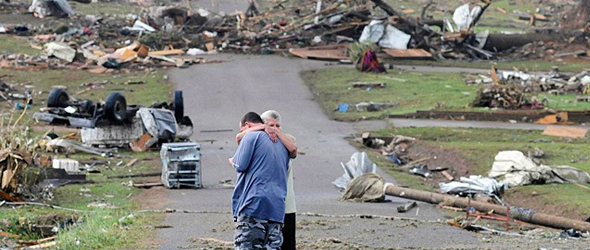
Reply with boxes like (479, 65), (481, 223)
(33, 88), (193, 149)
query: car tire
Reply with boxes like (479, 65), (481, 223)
(104, 92), (127, 123)
(47, 88), (69, 108)
(174, 90), (184, 121)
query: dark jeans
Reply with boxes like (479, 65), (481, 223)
(281, 213), (296, 250)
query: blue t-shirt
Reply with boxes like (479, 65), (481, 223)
(231, 131), (290, 223)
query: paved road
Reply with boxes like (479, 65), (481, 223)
(153, 1), (589, 249)
(156, 53), (489, 249)
(158, 55), (590, 249)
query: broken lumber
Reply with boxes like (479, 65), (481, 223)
(133, 182), (164, 188)
(351, 82), (386, 89)
(0, 189), (24, 202)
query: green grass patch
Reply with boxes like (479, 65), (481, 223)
(384, 58), (590, 73)
(0, 151), (163, 249)
(0, 36), (41, 55)
(0, 69), (170, 127)
(354, 126), (590, 217)
(302, 67), (590, 121)
(0, 66), (170, 249)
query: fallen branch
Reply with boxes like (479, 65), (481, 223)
(2, 202), (90, 212)
(17, 236), (57, 246)
(107, 172), (161, 179)
(385, 185), (590, 232)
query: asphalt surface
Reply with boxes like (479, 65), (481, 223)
(157, 52), (471, 249)
(153, 1), (590, 249)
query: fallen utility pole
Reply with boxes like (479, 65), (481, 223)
(385, 185), (590, 232)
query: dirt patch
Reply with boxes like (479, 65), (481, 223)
(406, 140), (472, 183)
(504, 190), (588, 221)
(404, 140), (589, 222)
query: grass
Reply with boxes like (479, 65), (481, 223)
(0, 150), (164, 249)
(0, 0), (172, 247)
(0, 68), (171, 127)
(303, 63), (590, 219)
(0, 36), (41, 56)
(301, 67), (590, 121)
(386, 59), (590, 72)
(0, 66), (170, 249)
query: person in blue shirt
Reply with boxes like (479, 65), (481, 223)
(229, 111), (290, 249)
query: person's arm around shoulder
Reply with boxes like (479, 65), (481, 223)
(236, 124), (266, 144)
(270, 127), (297, 159)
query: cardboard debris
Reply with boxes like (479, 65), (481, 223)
(536, 112), (570, 125)
(542, 126), (588, 138)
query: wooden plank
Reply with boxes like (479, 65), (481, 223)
(542, 126), (588, 138)
(148, 49), (185, 56)
(382, 49), (433, 59)
(133, 182), (164, 188)
(289, 45), (349, 61)
(441, 170), (454, 181)
(351, 82), (386, 89)
(0, 231), (20, 239)
(0, 189), (24, 202)
(125, 158), (139, 168)
(2, 169), (13, 189)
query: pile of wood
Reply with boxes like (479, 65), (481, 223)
(471, 83), (528, 109)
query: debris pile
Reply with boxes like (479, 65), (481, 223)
(359, 133), (414, 165)
(471, 82), (529, 109)
(0, 125), (36, 202)
(469, 66), (590, 109)
(1, 0), (587, 71)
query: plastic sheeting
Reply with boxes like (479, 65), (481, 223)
(439, 175), (507, 199)
(29, 0), (74, 17)
(452, 3), (481, 31)
(358, 21), (410, 49)
(489, 150), (590, 187)
(332, 152), (376, 190)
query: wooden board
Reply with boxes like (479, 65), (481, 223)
(289, 45), (349, 61)
(382, 48), (433, 60)
(542, 126), (588, 138)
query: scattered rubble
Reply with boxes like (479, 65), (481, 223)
(0, 0), (589, 74)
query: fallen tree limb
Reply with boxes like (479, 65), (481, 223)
(2, 202), (90, 212)
(107, 172), (161, 179)
(385, 185), (590, 232)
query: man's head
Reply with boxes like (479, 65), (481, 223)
(260, 110), (282, 129)
(239, 112), (264, 131)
